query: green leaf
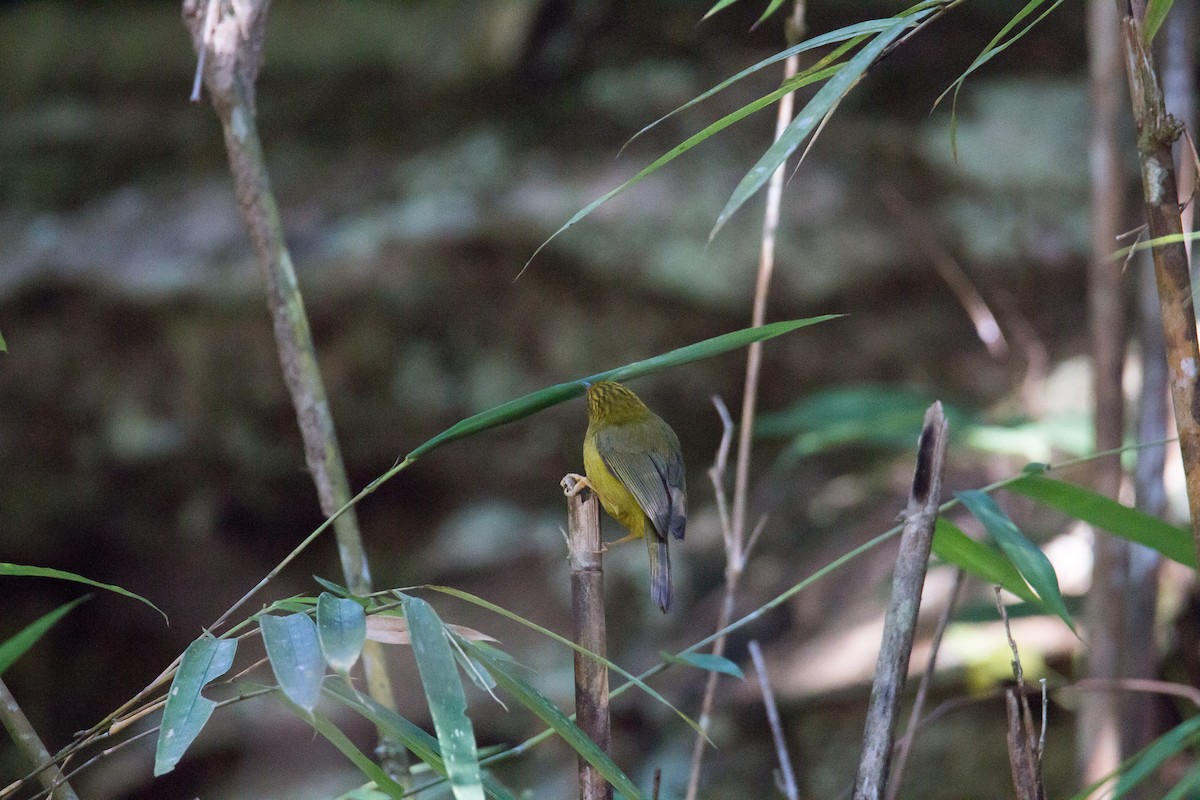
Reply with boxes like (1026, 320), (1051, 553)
(155, 635), (237, 776)
(1007, 474), (1195, 567)
(406, 316), (839, 461)
(661, 650), (744, 679)
(1, 562), (165, 621)
(458, 637), (644, 800)
(702, 0), (741, 20)
(292, 706), (407, 800)
(317, 593), (367, 673)
(0, 596), (90, 675)
(261, 613), (325, 712)
(935, 0), (1069, 159)
(711, 12), (926, 238)
(1144, 0), (1176, 45)
(932, 519), (1038, 605)
(314, 575), (357, 599)
(957, 490), (1074, 631)
(401, 594), (485, 800)
(0, 328), (6, 352)
(1115, 715), (1200, 797)
(324, 680), (518, 800)
(1163, 763), (1200, 800)
(425, 586), (703, 737)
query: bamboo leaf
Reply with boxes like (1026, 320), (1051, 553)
(401, 594), (485, 800)
(1, 562), (165, 621)
(957, 490), (1075, 630)
(324, 680), (518, 800)
(406, 316), (839, 461)
(1006, 474), (1194, 567)
(155, 635), (237, 775)
(425, 585), (704, 737)
(292, 705), (408, 800)
(458, 637), (644, 800)
(0, 596), (90, 675)
(1144, 0), (1177, 45)
(932, 519), (1039, 605)
(317, 593), (367, 673)
(261, 613), (325, 713)
(662, 650), (744, 679)
(1114, 715), (1200, 797)
(711, 13), (923, 237)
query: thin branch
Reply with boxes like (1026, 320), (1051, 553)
(685, 4), (805, 794)
(749, 640), (800, 800)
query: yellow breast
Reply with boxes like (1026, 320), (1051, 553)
(583, 428), (647, 539)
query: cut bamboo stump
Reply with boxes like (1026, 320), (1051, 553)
(563, 474), (613, 800)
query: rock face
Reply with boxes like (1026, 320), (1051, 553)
(1, 2), (1094, 798)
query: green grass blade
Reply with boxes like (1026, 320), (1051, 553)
(702, 0), (742, 20)
(932, 519), (1038, 605)
(1006, 474), (1194, 567)
(1143, 0), (1176, 45)
(155, 635), (237, 776)
(400, 594), (485, 800)
(458, 637), (644, 800)
(1, 562), (165, 621)
(406, 316), (840, 461)
(711, 12), (925, 237)
(957, 490), (1074, 631)
(317, 593), (367, 673)
(261, 613), (325, 713)
(0, 596), (90, 675)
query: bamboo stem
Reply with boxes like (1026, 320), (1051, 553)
(0, 678), (80, 800)
(852, 403), (948, 800)
(563, 474), (613, 800)
(181, 0), (406, 778)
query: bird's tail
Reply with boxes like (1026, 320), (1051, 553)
(646, 530), (671, 613)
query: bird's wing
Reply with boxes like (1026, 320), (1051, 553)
(595, 417), (687, 542)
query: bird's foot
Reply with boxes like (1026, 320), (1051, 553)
(562, 473), (592, 497)
(598, 532), (638, 554)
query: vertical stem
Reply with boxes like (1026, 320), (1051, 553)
(1081, 0), (1128, 785)
(1119, 4), (1200, 562)
(564, 475), (613, 800)
(852, 403), (948, 800)
(685, 6), (804, 797)
(181, 0), (405, 777)
(0, 678), (80, 800)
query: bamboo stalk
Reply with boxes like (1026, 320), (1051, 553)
(181, 0), (406, 778)
(852, 403), (948, 800)
(563, 474), (613, 800)
(1119, 3), (1200, 564)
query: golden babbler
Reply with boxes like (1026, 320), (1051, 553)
(581, 381), (687, 612)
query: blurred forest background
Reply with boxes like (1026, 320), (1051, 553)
(0, 0), (1176, 798)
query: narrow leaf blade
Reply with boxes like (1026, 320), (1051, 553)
(0, 596), (90, 675)
(261, 613), (325, 712)
(932, 519), (1038, 605)
(1006, 473), (1195, 567)
(662, 650), (744, 679)
(406, 316), (839, 461)
(401, 594), (485, 800)
(957, 490), (1074, 630)
(1, 562), (165, 621)
(459, 637), (644, 800)
(155, 635), (237, 775)
(712, 14), (923, 236)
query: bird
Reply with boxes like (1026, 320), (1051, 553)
(578, 380), (686, 612)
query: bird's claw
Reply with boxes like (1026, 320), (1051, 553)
(562, 473), (592, 497)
